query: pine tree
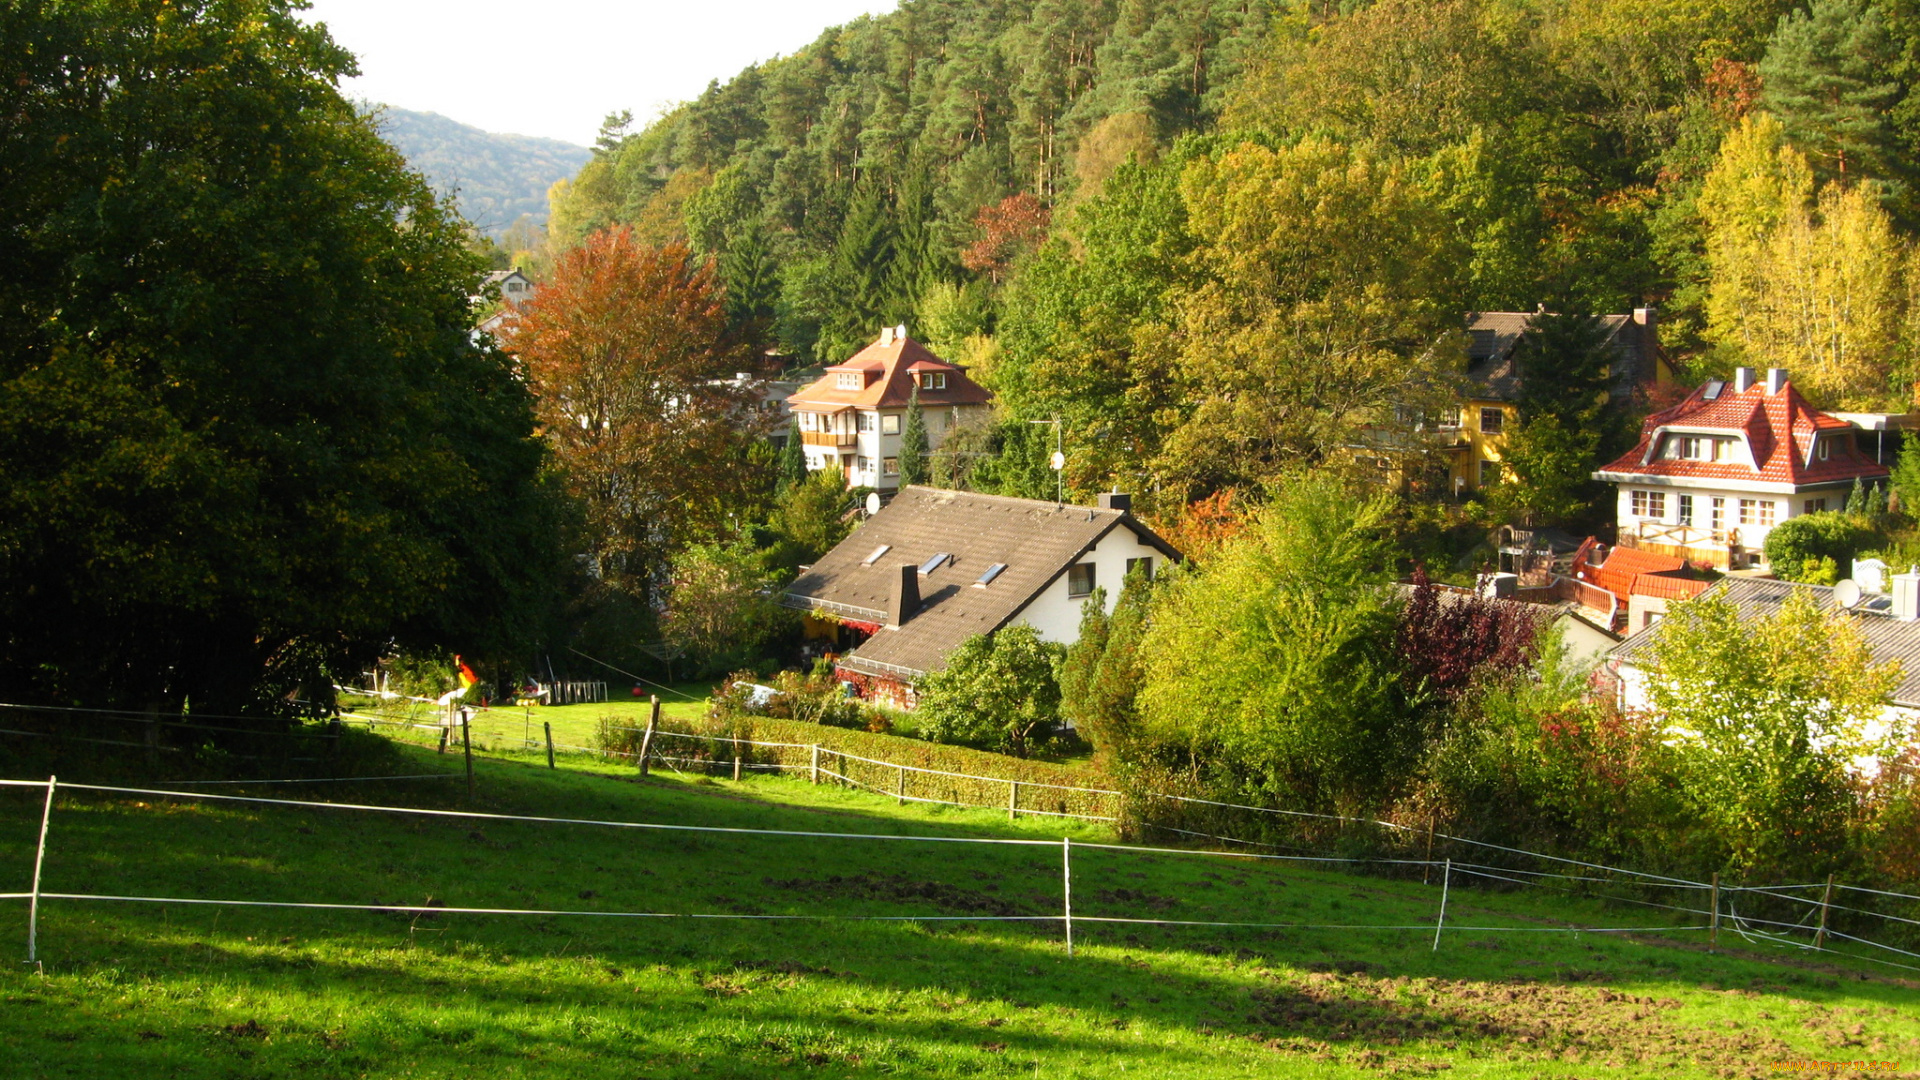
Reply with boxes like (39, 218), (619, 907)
(777, 418), (807, 494)
(1846, 476), (1867, 517)
(818, 180), (897, 362)
(719, 217), (779, 347)
(899, 388), (930, 487)
(1760, 0), (1903, 186)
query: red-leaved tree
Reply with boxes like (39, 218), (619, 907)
(501, 229), (760, 599)
(961, 193), (1051, 282)
(1396, 565), (1541, 700)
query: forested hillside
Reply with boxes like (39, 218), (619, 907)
(378, 107), (590, 237)
(552, 0), (1920, 517)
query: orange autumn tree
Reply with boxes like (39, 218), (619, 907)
(501, 229), (760, 599)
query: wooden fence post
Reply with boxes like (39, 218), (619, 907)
(732, 737), (743, 782)
(461, 712), (474, 803)
(1814, 873), (1836, 950)
(1423, 818), (1436, 885)
(638, 696), (659, 777)
(810, 744), (820, 785)
(1709, 872), (1721, 951)
(1008, 780), (1018, 820)
(544, 722), (555, 770)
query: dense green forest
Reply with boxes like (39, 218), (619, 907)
(553, 0), (1920, 514)
(374, 107), (589, 239)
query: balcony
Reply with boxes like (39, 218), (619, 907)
(801, 431), (858, 448)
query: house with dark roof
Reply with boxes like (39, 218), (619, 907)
(1448, 307), (1671, 494)
(780, 487), (1180, 703)
(1608, 575), (1920, 763)
(786, 326), (993, 492)
(1593, 367), (1889, 570)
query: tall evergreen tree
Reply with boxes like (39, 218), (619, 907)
(818, 180), (897, 361)
(899, 388), (930, 486)
(778, 418), (807, 494)
(1760, 0), (1904, 187)
(719, 217), (780, 346)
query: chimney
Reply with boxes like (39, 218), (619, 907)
(887, 564), (919, 628)
(1633, 305), (1657, 331)
(1766, 367), (1788, 395)
(879, 326), (894, 346)
(1733, 367), (1757, 393)
(1097, 492), (1132, 513)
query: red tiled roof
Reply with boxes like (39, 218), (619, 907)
(1596, 378), (1886, 488)
(1571, 544), (1709, 605)
(788, 332), (992, 411)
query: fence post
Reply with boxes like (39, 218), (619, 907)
(1423, 818), (1436, 885)
(1008, 780), (1018, 820)
(638, 696), (659, 777)
(1709, 872), (1721, 951)
(544, 721), (555, 769)
(896, 763), (906, 805)
(1062, 836), (1073, 957)
(1431, 858), (1451, 952)
(461, 712), (474, 803)
(1814, 873), (1836, 950)
(810, 744), (820, 785)
(26, 776), (55, 965)
(733, 737), (743, 782)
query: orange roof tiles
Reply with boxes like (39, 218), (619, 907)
(1597, 378), (1886, 488)
(1571, 544), (1710, 605)
(788, 331), (992, 412)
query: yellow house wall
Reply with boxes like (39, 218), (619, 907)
(1453, 399), (1516, 493)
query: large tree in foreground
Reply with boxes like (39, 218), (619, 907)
(0, 0), (557, 716)
(502, 230), (760, 601)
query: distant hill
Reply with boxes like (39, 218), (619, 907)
(374, 107), (591, 237)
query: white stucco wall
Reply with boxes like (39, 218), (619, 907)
(1009, 524), (1166, 644)
(1614, 482), (1853, 557)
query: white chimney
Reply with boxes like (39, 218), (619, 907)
(1479, 572), (1519, 600)
(879, 326), (894, 345)
(1894, 568), (1920, 621)
(1733, 367), (1757, 393)
(1766, 367), (1788, 395)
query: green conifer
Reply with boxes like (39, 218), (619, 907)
(1846, 476), (1867, 517)
(899, 388), (930, 487)
(1760, 0), (1903, 187)
(777, 418), (807, 494)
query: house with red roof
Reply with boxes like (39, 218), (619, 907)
(786, 326), (993, 492)
(1567, 538), (1711, 633)
(1593, 367), (1888, 570)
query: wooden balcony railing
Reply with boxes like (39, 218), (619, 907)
(801, 431), (858, 448)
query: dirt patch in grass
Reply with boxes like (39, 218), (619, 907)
(763, 872), (1034, 917)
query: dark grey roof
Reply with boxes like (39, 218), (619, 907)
(1464, 312), (1659, 403)
(1610, 577), (1920, 707)
(783, 486), (1180, 679)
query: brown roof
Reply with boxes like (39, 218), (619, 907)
(781, 487), (1180, 679)
(1464, 311), (1662, 402)
(787, 331), (992, 412)
(1596, 378), (1887, 489)
(1610, 577), (1920, 708)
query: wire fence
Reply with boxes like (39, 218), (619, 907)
(3, 700), (1919, 977)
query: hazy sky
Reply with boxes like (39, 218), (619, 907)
(300, 0), (900, 146)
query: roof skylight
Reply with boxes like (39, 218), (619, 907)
(919, 552), (952, 575)
(974, 563), (1007, 587)
(862, 544), (891, 566)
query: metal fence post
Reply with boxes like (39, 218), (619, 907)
(26, 776), (56, 965)
(1432, 858), (1451, 952)
(1709, 872), (1720, 951)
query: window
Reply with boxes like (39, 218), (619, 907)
(862, 544), (891, 566)
(1066, 562), (1096, 598)
(1739, 499), (1777, 527)
(918, 371), (947, 390)
(854, 456), (869, 473)
(882, 414), (901, 435)
(857, 413), (875, 433)
(1804, 498), (1828, 515)
(883, 457), (899, 476)
(1126, 557), (1155, 581)
(1760, 500), (1777, 527)
(1479, 407), (1504, 434)
(836, 372), (862, 390)
(1479, 460), (1503, 486)
(919, 552), (952, 575)
(1631, 490), (1666, 519)
(974, 563), (1007, 587)
(1711, 497), (1726, 531)
(1677, 494), (1694, 526)
(507, 281), (524, 293)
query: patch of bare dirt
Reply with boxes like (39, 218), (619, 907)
(762, 873), (1033, 917)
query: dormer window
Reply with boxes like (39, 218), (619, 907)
(837, 372), (862, 390)
(1817, 437), (1831, 461)
(918, 371), (947, 391)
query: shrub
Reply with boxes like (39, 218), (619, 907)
(915, 625), (1066, 756)
(1763, 511), (1874, 581)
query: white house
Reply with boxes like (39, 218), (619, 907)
(1593, 367), (1889, 569)
(780, 487), (1180, 704)
(786, 326), (993, 492)
(475, 268), (536, 336)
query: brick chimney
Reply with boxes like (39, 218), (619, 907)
(886, 564), (919, 628)
(1097, 492), (1132, 512)
(1766, 367), (1788, 395)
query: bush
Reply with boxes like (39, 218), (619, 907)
(915, 625), (1066, 756)
(1763, 511), (1875, 582)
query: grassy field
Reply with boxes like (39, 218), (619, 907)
(0, 744), (1916, 1079)
(342, 686), (716, 754)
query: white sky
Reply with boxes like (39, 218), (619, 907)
(300, 0), (901, 146)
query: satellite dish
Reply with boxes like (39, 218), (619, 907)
(865, 492), (882, 516)
(1835, 578), (1863, 609)
(1050, 451), (1066, 471)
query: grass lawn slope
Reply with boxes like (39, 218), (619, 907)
(0, 748), (1915, 1079)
